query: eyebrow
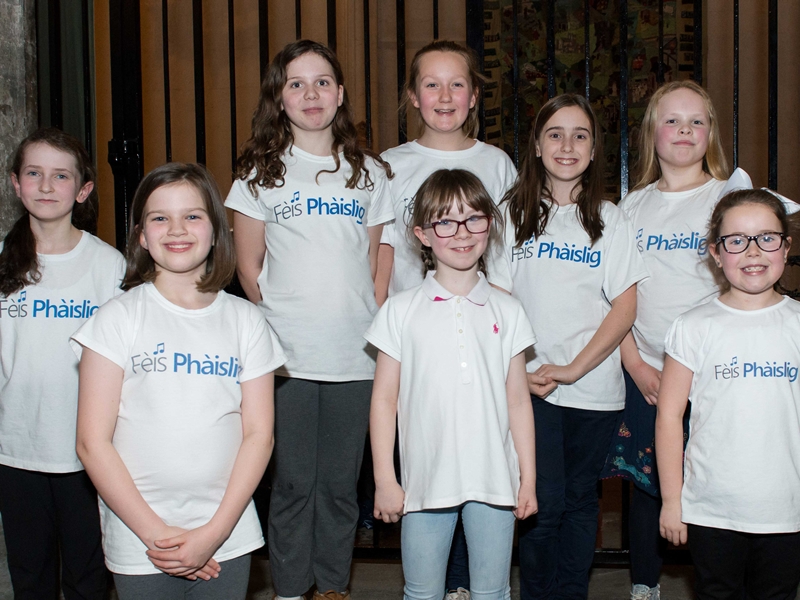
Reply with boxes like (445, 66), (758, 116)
(544, 126), (591, 133)
(22, 164), (73, 172)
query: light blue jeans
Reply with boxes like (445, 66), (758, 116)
(401, 502), (516, 600)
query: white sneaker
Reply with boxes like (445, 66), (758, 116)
(631, 583), (660, 600)
(445, 588), (470, 600)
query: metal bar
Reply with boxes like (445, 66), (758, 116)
(693, 0), (702, 84)
(396, 0), (406, 144)
(162, 0), (172, 162)
(228, 0), (238, 173)
(259, 0), (270, 77)
(733, 0), (739, 169)
(48, 0), (63, 129)
(328, 0), (337, 51)
(296, 0), (302, 39)
(768, 0), (777, 189)
(363, 0), (372, 148)
(512, 0), (519, 167)
(81, 0), (92, 157)
(192, 0), (206, 165)
(107, 0), (144, 251)
(619, 0), (629, 199)
(657, 0), (664, 84)
(466, 0), (485, 140)
(584, 0), (590, 99)
(546, 0), (555, 98)
(433, 0), (439, 40)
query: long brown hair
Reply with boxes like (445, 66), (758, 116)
(503, 94), (605, 247)
(633, 80), (729, 190)
(122, 163), (236, 293)
(400, 40), (484, 139)
(0, 128), (98, 296)
(235, 39), (391, 194)
(410, 169), (503, 277)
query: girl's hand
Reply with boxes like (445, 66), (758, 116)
(514, 481), (538, 520)
(659, 500), (688, 546)
(527, 372), (557, 398)
(535, 363), (579, 385)
(628, 361), (662, 405)
(374, 480), (405, 523)
(147, 524), (224, 579)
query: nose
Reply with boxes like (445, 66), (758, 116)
(304, 84), (319, 99)
(39, 176), (53, 193)
(168, 218), (187, 236)
(745, 237), (762, 256)
(440, 86), (452, 102)
(454, 221), (471, 238)
(561, 136), (574, 152)
(679, 121), (692, 135)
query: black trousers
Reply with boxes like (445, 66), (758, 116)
(0, 465), (107, 600)
(689, 524), (800, 600)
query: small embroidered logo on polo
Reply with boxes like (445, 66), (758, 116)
(493, 323), (499, 334)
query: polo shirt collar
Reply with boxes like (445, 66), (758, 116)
(421, 271), (491, 306)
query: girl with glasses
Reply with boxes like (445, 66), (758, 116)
(367, 169), (537, 600)
(657, 188), (800, 599)
(502, 94), (648, 599)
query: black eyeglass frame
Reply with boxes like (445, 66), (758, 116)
(421, 215), (492, 239)
(715, 232), (787, 254)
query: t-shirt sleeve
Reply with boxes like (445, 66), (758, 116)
(380, 220), (397, 247)
(224, 177), (269, 221)
(363, 298), (402, 361)
(112, 253), (127, 297)
(664, 313), (697, 373)
(509, 301), (537, 356)
(486, 240), (512, 292)
(70, 297), (133, 369)
(498, 152), (518, 198)
(365, 161), (395, 227)
(601, 207), (650, 301)
(238, 306), (287, 382)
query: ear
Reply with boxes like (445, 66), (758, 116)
(413, 225), (432, 248)
(337, 84), (344, 107)
(76, 181), (94, 204)
(784, 236), (792, 261)
(138, 226), (148, 251)
(469, 87), (478, 110)
(10, 173), (21, 198)
(408, 88), (420, 110)
(534, 141), (541, 158)
(708, 240), (721, 267)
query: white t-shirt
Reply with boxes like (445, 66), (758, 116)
(71, 283), (286, 574)
(506, 201), (648, 411)
(364, 272), (536, 513)
(665, 297), (800, 534)
(380, 140), (518, 295)
(621, 178), (726, 370)
(0, 232), (124, 473)
(225, 146), (393, 381)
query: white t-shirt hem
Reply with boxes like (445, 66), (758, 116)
(405, 492), (517, 514)
(682, 514), (800, 535)
(0, 454), (84, 474)
(542, 397), (624, 411)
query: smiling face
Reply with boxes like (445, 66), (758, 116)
(413, 198), (489, 278)
(410, 51), (477, 140)
(139, 183), (215, 284)
(654, 87), (710, 172)
(11, 142), (92, 227)
(710, 203), (791, 308)
(535, 105), (594, 202)
(281, 51), (344, 141)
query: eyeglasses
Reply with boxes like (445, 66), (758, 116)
(715, 232), (786, 254)
(422, 215), (491, 238)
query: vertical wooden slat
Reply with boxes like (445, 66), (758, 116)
(162, 0), (172, 162)
(768, 0), (778, 189)
(733, 0), (739, 169)
(619, 0), (629, 199)
(296, 0), (302, 39)
(584, 0), (590, 99)
(433, 0), (439, 40)
(81, 0), (92, 157)
(546, 0), (555, 98)
(259, 0), (270, 77)
(512, 0), (519, 167)
(363, 0), (372, 148)
(657, 0), (664, 84)
(327, 0), (337, 51)
(48, 0), (63, 129)
(192, 0), (206, 165)
(693, 0), (702, 84)
(466, 0), (485, 140)
(397, 0), (406, 144)
(228, 0), (238, 172)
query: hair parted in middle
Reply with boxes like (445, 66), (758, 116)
(410, 168), (503, 277)
(235, 39), (391, 195)
(503, 93), (606, 248)
(633, 80), (729, 190)
(400, 40), (484, 139)
(122, 162), (236, 293)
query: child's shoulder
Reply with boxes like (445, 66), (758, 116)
(82, 232), (125, 263)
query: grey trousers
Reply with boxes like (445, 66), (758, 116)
(112, 554), (251, 599)
(268, 377), (372, 597)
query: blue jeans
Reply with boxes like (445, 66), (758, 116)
(402, 502), (515, 600)
(518, 397), (620, 600)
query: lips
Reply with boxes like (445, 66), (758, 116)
(164, 242), (192, 252)
(554, 158), (579, 165)
(741, 265), (767, 274)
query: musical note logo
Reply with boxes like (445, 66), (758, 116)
(154, 342), (165, 355)
(18, 291), (26, 302)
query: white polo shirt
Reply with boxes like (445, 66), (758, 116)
(666, 297), (800, 534)
(364, 272), (536, 513)
(506, 200), (649, 411)
(380, 140), (518, 294)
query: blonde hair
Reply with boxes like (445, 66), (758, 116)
(400, 40), (483, 139)
(633, 80), (729, 190)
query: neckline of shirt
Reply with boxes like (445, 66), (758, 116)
(288, 144), (342, 164)
(650, 177), (720, 200)
(144, 282), (224, 316)
(406, 139), (483, 159)
(38, 230), (88, 263)
(712, 295), (790, 315)
(422, 271), (491, 306)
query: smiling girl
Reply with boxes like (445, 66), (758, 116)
(225, 40), (393, 600)
(502, 94), (648, 599)
(657, 189), (800, 599)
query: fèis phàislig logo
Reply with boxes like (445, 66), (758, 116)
(511, 237), (602, 268)
(273, 191), (367, 225)
(0, 290), (100, 319)
(130, 342), (241, 383)
(714, 356), (798, 383)
(636, 228), (708, 256)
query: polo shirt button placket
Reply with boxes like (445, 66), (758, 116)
(455, 297), (471, 383)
